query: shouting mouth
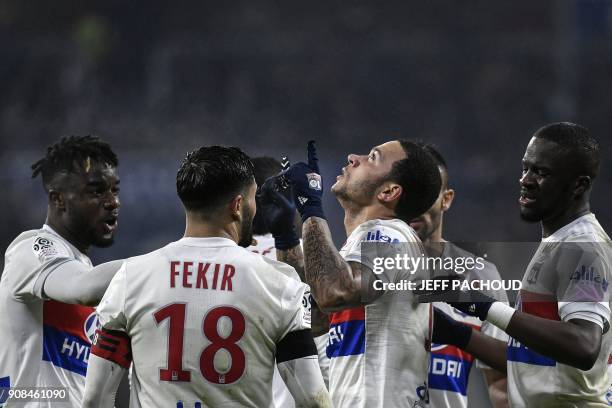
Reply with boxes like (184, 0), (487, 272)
(102, 216), (118, 234)
(519, 192), (537, 207)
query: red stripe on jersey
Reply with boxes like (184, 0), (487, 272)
(431, 344), (476, 362)
(330, 306), (365, 324)
(43, 300), (95, 341)
(91, 328), (132, 368)
(519, 290), (560, 321)
(608, 354), (612, 365)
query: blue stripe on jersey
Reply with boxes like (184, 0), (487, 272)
(327, 320), (365, 358)
(507, 337), (556, 367)
(42, 325), (90, 376)
(0, 376), (10, 404)
(428, 354), (471, 395)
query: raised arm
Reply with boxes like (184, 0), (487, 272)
(302, 217), (378, 312)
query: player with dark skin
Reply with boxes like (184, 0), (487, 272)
(434, 124), (604, 373)
(42, 156), (120, 254)
(30, 135), (122, 304)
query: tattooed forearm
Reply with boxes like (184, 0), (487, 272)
(276, 245), (306, 281)
(302, 217), (362, 311)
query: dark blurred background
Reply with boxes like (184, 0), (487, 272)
(2, 0), (612, 262)
(2, 1), (611, 407)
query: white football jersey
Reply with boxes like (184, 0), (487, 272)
(429, 243), (508, 408)
(0, 225), (96, 407)
(96, 237), (311, 408)
(327, 218), (431, 408)
(507, 213), (612, 407)
(249, 234), (297, 408)
(248, 233), (331, 400)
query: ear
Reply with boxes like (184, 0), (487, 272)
(229, 194), (244, 221)
(377, 182), (402, 204)
(48, 188), (65, 211)
(574, 176), (591, 196)
(441, 189), (455, 212)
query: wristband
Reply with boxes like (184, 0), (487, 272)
(486, 302), (516, 331)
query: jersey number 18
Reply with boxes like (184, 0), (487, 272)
(154, 303), (246, 385)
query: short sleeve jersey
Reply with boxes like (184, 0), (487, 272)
(96, 237), (311, 408)
(327, 218), (431, 408)
(0, 225), (96, 407)
(507, 213), (612, 407)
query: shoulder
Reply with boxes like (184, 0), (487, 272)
(554, 215), (611, 244)
(233, 246), (301, 281)
(5, 228), (72, 264)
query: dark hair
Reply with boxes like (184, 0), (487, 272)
(176, 146), (255, 215)
(420, 143), (448, 188)
(251, 157), (282, 235)
(533, 122), (600, 178)
(252, 157), (282, 187)
(386, 140), (442, 222)
(31, 135), (118, 191)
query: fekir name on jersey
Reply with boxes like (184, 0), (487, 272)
(95, 237), (311, 408)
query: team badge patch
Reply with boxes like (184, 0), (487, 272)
(306, 173), (321, 191)
(33, 237), (58, 260)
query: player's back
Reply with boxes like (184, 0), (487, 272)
(113, 237), (309, 408)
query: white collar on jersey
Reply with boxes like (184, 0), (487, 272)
(42, 223), (88, 257)
(177, 236), (238, 247)
(542, 212), (596, 242)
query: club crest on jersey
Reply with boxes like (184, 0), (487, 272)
(84, 312), (101, 344)
(306, 173), (321, 191)
(32, 237), (58, 260)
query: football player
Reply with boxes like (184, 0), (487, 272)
(410, 144), (509, 408)
(83, 146), (331, 408)
(422, 122), (612, 407)
(0, 135), (122, 407)
(279, 140), (441, 407)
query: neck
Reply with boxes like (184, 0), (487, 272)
(45, 215), (90, 254)
(183, 215), (238, 243)
(541, 202), (591, 238)
(341, 201), (397, 236)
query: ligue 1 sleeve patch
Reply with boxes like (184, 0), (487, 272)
(32, 237), (59, 261)
(91, 328), (132, 368)
(301, 290), (313, 327)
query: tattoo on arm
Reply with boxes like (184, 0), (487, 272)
(302, 217), (368, 311)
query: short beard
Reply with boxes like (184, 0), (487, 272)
(519, 209), (542, 223)
(93, 236), (115, 248)
(238, 206), (254, 248)
(333, 177), (383, 205)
